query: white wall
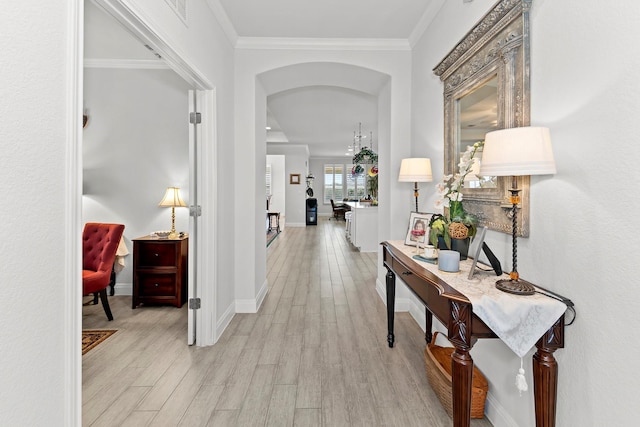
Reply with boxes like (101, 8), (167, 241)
(266, 155), (286, 218)
(1, 2), (78, 425)
(267, 145), (310, 226)
(412, 1), (640, 426)
(0, 0), (235, 423)
(83, 67), (191, 290)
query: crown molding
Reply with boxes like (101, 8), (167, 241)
(205, 0), (238, 46)
(408, 0), (447, 48)
(83, 58), (170, 69)
(235, 37), (411, 51)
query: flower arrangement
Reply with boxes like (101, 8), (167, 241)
(429, 141), (483, 249)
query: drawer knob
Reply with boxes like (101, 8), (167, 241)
(401, 271), (412, 276)
(154, 283), (159, 287)
(154, 253), (159, 257)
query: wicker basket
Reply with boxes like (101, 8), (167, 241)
(423, 331), (488, 419)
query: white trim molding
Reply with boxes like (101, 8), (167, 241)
(65, 0), (83, 425)
(83, 58), (169, 69)
(235, 279), (269, 313)
(236, 37), (411, 51)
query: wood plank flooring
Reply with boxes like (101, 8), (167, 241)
(83, 217), (493, 426)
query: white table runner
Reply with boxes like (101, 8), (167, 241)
(389, 241), (567, 357)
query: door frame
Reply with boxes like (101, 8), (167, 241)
(88, 0), (218, 345)
(67, 0), (218, 422)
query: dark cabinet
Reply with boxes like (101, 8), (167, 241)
(132, 235), (188, 308)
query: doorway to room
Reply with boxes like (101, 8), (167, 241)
(82, 0), (217, 347)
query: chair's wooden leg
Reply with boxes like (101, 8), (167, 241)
(98, 288), (114, 321)
(93, 293), (99, 305)
(109, 265), (116, 296)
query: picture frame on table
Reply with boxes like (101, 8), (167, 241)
(404, 212), (433, 246)
(467, 226), (503, 279)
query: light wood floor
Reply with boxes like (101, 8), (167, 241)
(83, 217), (493, 426)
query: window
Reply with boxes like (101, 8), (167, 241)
(266, 164), (272, 197)
(346, 164), (367, 199)
(323, 164), (344, 204)
(324, 163), (370, 203)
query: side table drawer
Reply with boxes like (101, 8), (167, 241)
(137, 243), (177, 267)
(137, 273), (177, 297)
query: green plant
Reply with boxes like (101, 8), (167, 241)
(429, 141), (483, 248)
(352, 147), (378, 165)
(366, 174), (378, 199)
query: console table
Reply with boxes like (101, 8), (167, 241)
(382, 241), (571, 427)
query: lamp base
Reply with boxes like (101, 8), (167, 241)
(495, 278), (535, 296)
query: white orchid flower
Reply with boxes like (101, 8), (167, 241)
(449, 191), (463, 202)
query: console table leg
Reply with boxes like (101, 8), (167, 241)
(449, 300), (474, 427)
(533, 347), (558, 427)
(425, 308), (433, 344)
(385, 268), (395, 347)
(451, 348), (473, 427)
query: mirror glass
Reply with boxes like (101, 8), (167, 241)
(458, 76), (498, 189)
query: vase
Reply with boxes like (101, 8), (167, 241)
(436, 236), (448, 250)
(451, 237), (470, 260)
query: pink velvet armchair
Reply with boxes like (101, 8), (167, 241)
(82, 223), (125, 321)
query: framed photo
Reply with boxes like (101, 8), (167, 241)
(290, 174), (301, 185)
(467, 226), (502, 279)
(468, 226), (487, 279)
(404, 212), (434, 246)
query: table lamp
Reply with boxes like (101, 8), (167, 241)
(158, 186), (187, 239)
(398, 158), (433, 212)
(479, 127), (556, 295)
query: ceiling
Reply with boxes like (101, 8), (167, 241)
(214, 0), (441, 39)
(86, 0), (449, 158)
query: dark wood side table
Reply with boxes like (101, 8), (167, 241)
(132, 235), (188, 308)
(382, 241), (570, 427)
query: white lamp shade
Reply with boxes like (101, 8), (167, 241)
(398, 158), (433, 182)
(158, 187), (187, 207)
(480, 127), (556, 176)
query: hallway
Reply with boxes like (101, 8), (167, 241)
(82, 218), (492, 426)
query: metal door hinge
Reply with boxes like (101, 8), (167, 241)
(189, 112), (202, 124)
(189, 205), (202, 217)
(189, 298), (201, 309)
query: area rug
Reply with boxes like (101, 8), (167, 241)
(82, 330), (117, 355)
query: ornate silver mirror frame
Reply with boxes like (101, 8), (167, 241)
(434, 0), (532, 236)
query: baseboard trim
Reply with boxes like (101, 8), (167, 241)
(484, 392), (519, 427)
(215, 301), (235, 343)
(375, 278), (410, 312)
(235, 279), (269, 313)
(286, 222), (307, 227)
(114, 282), (132, 295)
